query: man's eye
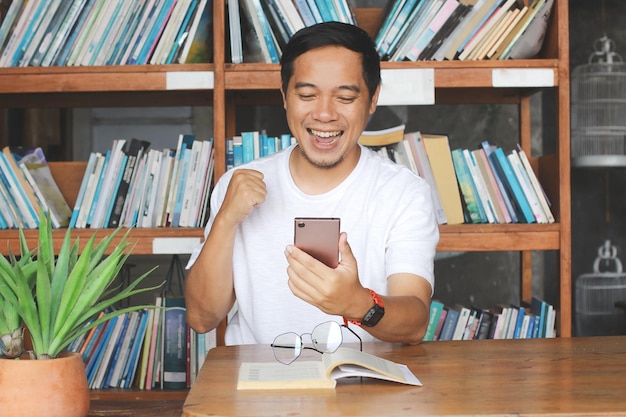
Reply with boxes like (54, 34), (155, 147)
(298, 94), (315, 100)
(337, 97), (356, 103)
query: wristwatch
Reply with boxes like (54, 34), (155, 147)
(345, 288), (385, 327)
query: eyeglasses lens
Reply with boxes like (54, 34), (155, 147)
(272, 332), (302, 364)
(311, 321), (343, 353)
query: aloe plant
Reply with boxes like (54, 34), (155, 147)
(0, 212), (161, 359)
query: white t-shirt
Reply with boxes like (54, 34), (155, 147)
(187, 144), (439, 345)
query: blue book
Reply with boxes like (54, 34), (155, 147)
(512, 305), (526, 339)
(103, 313), (131, 388)
(531, 297), (548, 338)
(29, 0), (76, 66)
(490, 147), (535, 223)
(241, 131), (257, 164)
(232, 136), (243, 167)
(293, 0), (317, 26)
(80, 316), (107, 362)
(406, 0), (459, 61)
(162, 297), (188, 389)
(245, 0), (280, 63)
(451, 148), (486, 223)
(423, 300), (445, 341)
(0, 210), (7, 229)
(120, 310), (149, 388)
(107, 1), (146, 65)
(314, 0), (337, 22)
(163, 0), (199, 64)
(52, 0), (95, 66)
(526, 315), (536, 339)
(267, 136), (277, 155)
(171, 145), (193, 227)
(135, 0), (177, 64)
(305, 0), (324, 23)
(378, 0), (420, 58)
(86, 150), (110, 228)
(40, 0), (89, 66)
(374, 0), (409, 50)
(225, 138), (235, 170)
(259, 131), (269, 157)
(8, 0), (51, 66)
(86, 316), (118, 384)
(439, 307), (459, 341)
(280, 134), (292, 150)
(103, 154), (128, 228)
(0, 152), (38, 227)
(0, 0), (24, 51)
(126, 0), (165, 65)
(84, 0), (126, 66)
(166, 134), (195, 225)
(480, 141), (519, 223)
(332, 0), (355, 24)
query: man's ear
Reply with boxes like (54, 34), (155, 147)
(369, 84), (381, 114)
(281, 89), (287, 110)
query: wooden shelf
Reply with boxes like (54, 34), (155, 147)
(0, 64), (214, 93)
(224, 59), (560, 91)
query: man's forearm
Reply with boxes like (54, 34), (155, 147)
(185, 217), (238, 333)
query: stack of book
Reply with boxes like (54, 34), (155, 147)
(0, 0), (212, 67)
(0, 146), (72, 229)
(229, 0), (555, 63)
(366, 129), (554, 225)
(70, 134), (215, 229)
(68, 297), (216, 390)
(226, 130), (295, 170)
(422, 296), (557, 341)
(375, 0), (555, 61)
(229, 0), (356, 63)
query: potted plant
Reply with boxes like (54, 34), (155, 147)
(0, 212), (160, 417)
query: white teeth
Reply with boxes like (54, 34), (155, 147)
(310, 129), (342, 138)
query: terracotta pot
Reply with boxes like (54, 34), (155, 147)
(0, 351), (90, 417)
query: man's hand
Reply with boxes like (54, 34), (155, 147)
(284, 232), (369, 319)
(219, 169), (267, 225)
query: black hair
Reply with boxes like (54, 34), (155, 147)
(280, 22), (381, 100)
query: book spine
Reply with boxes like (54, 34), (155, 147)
(162, 297), (188, 389)
(491, 147), (535, 223)
(451, 148), (484, 223)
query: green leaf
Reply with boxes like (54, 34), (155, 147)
(51, 235), (94, 336)
(35, 251), (53, 352)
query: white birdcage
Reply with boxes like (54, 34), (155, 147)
(571, 36), (626, 166)
(575, 240), (626, 336)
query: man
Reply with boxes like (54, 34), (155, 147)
(185, 22), (439, 345)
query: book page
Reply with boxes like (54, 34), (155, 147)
(237, 361), (336, 390)
(322, 347), (421, 385)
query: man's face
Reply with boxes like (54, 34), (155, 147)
(282, 45), (379, 170)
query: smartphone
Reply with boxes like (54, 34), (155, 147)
(293, 217), (340, 268)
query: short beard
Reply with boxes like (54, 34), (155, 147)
(297, 145), (344, 169)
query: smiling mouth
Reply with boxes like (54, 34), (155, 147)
(308, 128), (343, 142)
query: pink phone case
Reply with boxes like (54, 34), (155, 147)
(294, 217), (340, 268)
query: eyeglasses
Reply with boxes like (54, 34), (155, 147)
(270, 321), (362, 364)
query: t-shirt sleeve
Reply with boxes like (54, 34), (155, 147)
(384, 175), (439, 292)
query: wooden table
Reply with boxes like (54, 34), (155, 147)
(183, 336), (626, 417)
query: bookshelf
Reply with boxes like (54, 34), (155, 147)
(0, 0), (570, 400)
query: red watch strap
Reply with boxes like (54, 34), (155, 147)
(343, 288), (384, 327)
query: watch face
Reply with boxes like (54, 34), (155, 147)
(362, 304), (385, 327)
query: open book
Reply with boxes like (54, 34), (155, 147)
(237, 347), (422, 390)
